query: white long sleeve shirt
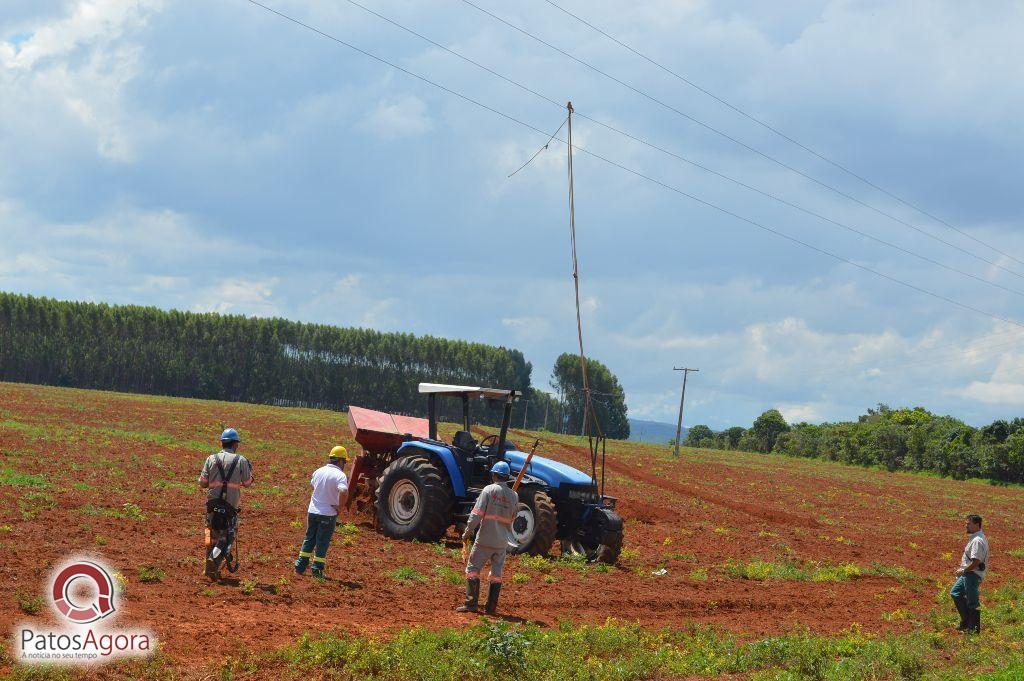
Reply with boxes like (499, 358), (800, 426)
(307, 464), (349, 517)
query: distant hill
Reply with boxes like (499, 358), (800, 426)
(628, 418), (682, 444)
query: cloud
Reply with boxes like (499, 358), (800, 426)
(194, 277), (280, 316)
(357, 95), (433, 140)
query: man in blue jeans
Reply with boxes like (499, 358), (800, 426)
(295, 446), (349, 578)
(951, 514), (989, 634)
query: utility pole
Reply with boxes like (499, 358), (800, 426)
(672, 367), (699, 457)
(522, 399), (529, 428)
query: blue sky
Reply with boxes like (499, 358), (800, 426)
(2, 0), (1023, 429)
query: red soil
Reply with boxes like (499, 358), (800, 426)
(2, 383), (1023, 674)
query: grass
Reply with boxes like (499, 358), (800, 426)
(434, 565), (464, 585)
(388, 566), (426, 583)
(137, 565), (166, 583)
(722, 559), (863, 583)
(0, 467), (50, 488)
(16, 588), (45, 615)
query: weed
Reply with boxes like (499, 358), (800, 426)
(137, 565), (165, 583)
(94, 534), (108, 546)
(111, 572), (128, 595)
(724, 558), (806, 581)
(200, 588), (216, 597)
(1008, 547), (1024, 559)
(434, 565), (464, 585)
(338, 522), (360, 535)
(0, 467), (50, 488)
(16, 588), (44, 615)
(289, 520), (303, 529)
(389, 566), (426, 583)
(241, 579), (257, 595)
(868, 562), (918, 582)
(618, 547), (639, 561)
(0, 525), (11, 533)
(512, 573), (530, 584)
(543, 574), (559, 583)
(517, 554), (553, 573)
(121, 502), (146, 521)
(810, 563), (861, 583)
(688, 567), (709, 582)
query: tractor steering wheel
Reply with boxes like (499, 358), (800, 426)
(478, 434), (500, 451)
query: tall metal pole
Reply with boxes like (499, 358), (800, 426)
(672, 367), (699, 457)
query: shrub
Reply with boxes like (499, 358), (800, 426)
(137, 565), (165, 583)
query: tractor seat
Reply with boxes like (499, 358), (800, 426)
(452, 430), (477, 453)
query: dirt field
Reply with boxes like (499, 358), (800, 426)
(3, 382), (1024, 674)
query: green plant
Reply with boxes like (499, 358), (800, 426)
(94, 534), (108, 546)
(512, 572), (530, 584)
(433, 565), (464, 585)
(16, 588), (44, 615)
(241, 579), (257, 595)
(517, 554), (553, 573)
(137, 565), (165, 583)
(389, 566), (426, 583)
(121, 502), (146, 521)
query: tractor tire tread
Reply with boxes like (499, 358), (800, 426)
(375, 454), (453, 543)
(516, 487), (557, 557)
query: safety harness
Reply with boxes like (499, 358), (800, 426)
(206, 453), (241, 573)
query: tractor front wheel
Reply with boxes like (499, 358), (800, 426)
(375, 454), (453, 542)
(560, 507), (623, 564)
(507, 486), (557, 556)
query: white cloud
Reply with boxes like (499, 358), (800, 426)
(194, 277), (280, 316)
(357, 95), (433, 140)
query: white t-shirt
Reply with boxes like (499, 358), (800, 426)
(307, 464), (349, 517)
(960, 530), (990, 581)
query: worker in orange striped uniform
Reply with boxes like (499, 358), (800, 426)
(457, 461), (517, 615)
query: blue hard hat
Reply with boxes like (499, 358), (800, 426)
(220, 428), (241, 443)
(491, 461), (511, 478)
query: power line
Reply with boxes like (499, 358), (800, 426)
(241, 0), (1024, 337)
(541, 0), (1024, 270)
(338, 0), (1024, 298)
(457, 0), (1024, 281)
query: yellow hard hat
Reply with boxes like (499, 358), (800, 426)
(329, 445), (348, 462)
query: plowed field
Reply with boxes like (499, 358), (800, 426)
(3, 382), (1024, 675)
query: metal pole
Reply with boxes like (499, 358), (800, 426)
(523, 399), (529, 428)
(672, 367), (699, 457)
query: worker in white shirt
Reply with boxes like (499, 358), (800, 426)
(294, 446), (350, 578)
(951, 513), (989, 634)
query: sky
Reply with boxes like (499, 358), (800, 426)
(2, 0), (1024, 429)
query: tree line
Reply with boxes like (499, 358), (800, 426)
(684, 404), (1024, 484)
(0, 292), (630, 437)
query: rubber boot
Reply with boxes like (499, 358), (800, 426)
(952, 595), (970, 631)
(969, 609), (981, 635)
(484, 582), (502, 615)
(456, 578), (480, 613)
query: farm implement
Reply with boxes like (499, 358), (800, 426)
(346, 383), (624, 563)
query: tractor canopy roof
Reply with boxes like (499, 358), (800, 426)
(418, 383), (521, 400)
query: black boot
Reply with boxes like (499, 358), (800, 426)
(952, 595), (970, 631)
(484, 582), (502, 615)
(456, 578), (480, 613)
(969, 608), (981, 635)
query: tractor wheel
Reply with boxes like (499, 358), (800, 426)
(560, 508), (624, 564)
(375, 454), (453, 542)
(507, 486), (557, 556)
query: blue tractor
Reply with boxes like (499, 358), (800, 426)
(346, 383), (623, 562)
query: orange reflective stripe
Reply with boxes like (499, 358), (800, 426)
(471, 507), (484, 516)
(483, 514), (512, 525)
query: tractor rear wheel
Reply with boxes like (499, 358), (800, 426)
(560, 507), (623, 564)
(375, 454), (453, 542)
(507, 486), (557, 556)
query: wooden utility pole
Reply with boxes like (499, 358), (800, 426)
(672, 367), (699, 457)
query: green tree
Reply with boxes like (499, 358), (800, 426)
(752, 409), (790, 453)
(550, 353), (629, 439)
(684, 424), (714, 447)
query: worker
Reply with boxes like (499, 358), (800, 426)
(198, 428), (254, 581)
(951, 513), (989, 634)
(457, 460), (518, 615)
(294, 446), (350, 578)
